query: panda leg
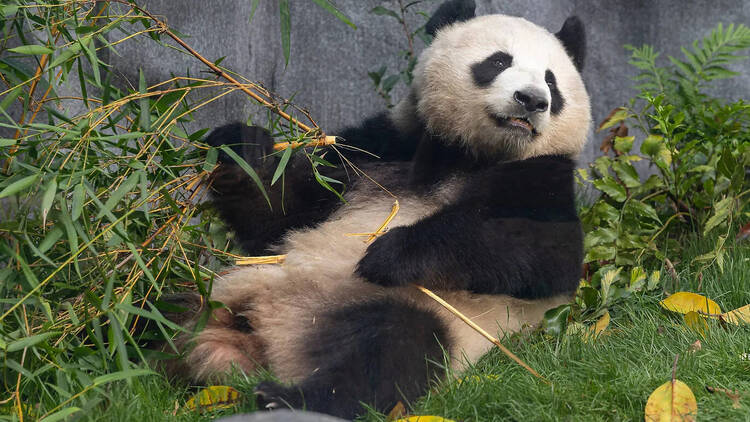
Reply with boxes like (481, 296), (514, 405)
(205, 123), (348, 254)
(254, 295), (451, 419)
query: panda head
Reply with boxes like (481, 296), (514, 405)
(405, 0), (591, 160)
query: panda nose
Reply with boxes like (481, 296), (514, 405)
(513, 90), (549, 113)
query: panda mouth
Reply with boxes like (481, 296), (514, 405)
(490, 114), (537, 135)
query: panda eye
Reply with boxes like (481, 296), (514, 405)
(545, 70), (557, 87)
(492, 59), (505, 68)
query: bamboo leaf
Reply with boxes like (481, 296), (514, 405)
(39, 407), (82, 422)
(9, 45), (54, 55)
(219, 145), (271, 208)
(96, 172), (140, 219)
(0, 174), (38, 198)
(7, 332), (60, 352)
(138, 69), (150, 131)
(271, 146), (292, 185)
(41, 177), (57, 226)
(311, 0), (356, 29)
(279, 0), (291, 67)
(92, 369), (156, 386)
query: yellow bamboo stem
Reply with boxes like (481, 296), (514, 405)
(414, 284), (551, 385)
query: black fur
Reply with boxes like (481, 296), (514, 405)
(425, 0), (476, 37)
(205, 124), (348, 254)
(356, 155), (582, 298)
(337, 112), (419, 162)
(255, 295), (450, 419)
(471, 51), (513, 88)
(546, 70), (565, 115)
(555, 16), (586, 71)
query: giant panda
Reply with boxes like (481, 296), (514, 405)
(163, 0), (591, 418)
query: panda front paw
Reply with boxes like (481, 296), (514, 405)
(205, 122), (275, 166)
(254, 381), (302, 411)
(355, 227), (420, 287)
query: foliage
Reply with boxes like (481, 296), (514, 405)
(0, 1), (342, 419)
(568, 23), (750, 326)
(368, 0), (434, 107)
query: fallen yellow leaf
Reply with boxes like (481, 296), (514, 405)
(721, 304), (750, 325)
(659, 292), (721, 315)
(645, 380), (697, 422)
(584, 310), (610, 342)
(185, 385), (240, 412)
(683, 311), (708, 337)
(395, 417), (456, 422)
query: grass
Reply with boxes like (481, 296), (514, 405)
(15, 234), (744, 422)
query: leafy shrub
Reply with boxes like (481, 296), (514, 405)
(0, 1), (348, 419)
(571, 23), (750, 323)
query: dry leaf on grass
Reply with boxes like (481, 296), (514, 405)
(387, 401), (406, 421)
(687, 340), (702, 353)
(645, 380), (698, 421)
(684, 311), (708, 337)
(659, 292), (721, 315)
(185, 385), (240, 412)
(706, 386), (742, 409)
(394, 417), (456, 422)
(584, 310), (610, 342)
(721, 304), (750, 325)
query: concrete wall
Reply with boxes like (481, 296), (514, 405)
(106, 0), (749, 163)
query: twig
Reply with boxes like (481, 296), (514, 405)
(672, 354), (679, 383)
(414, 285), (550, 385)
(105, 0), (325, 138)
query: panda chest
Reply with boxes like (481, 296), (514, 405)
(277, 180), (456, 282)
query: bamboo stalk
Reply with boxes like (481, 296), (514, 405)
(415, 284), (551, 385)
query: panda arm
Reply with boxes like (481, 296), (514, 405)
(337, 112), (420, 162)
(356, 155), (583, 298)
(206, 123), (347, 254)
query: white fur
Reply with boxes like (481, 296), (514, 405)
(411, 15), (591, 159)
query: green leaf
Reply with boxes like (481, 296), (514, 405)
(92, 369), (156, 386)
(612, 161), (640, 188)
(703, 196), (733, 235)
(613, 136), (635, 153)
(0, 174), (38, 198)
(96, 172), (140, 218)
(585, 245), (616, 262)
(2, 5), (19, 17)
(7, 332), (60, 352)
(279, 0), (291, 67)
(1, 87), (22, 111)
(271, 146), (292, 185)
(39, 408), (82, 422)
(138, 69), (150, 132)
(370, 6), (400, 21)
(249, 0), (260, 23)
(0, 138), (17, 146)
(593, 177), (627, 202)
(382, 74), (401, 93)
(597, 108), (629, 132)
(71, 183), (85, 221)
(312, 0), (356, 29)
(219, 145), (271, 208)
(48, 42), (82, 68)
(41, 177), (57, 225)
(9, 45), (54, 55)
(542, 304), (571, 336)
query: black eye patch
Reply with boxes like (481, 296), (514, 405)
(471, 51), (513, 87)
(545, 70), (564, 115)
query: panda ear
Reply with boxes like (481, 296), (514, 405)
(555, 16), (586, 71)
(425, 0), (476, 38)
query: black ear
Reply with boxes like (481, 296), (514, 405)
(425, 0), (476, 37)
(555, 16), (586, 71)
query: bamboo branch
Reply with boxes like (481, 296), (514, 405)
(415, 285), (551, 385)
